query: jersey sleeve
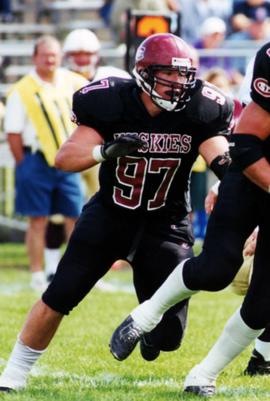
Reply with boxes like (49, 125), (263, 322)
(186, 81), (234, 141)
(250, 42), (270, 112)
(71, 77), (126, 135)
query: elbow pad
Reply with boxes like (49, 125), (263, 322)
(229, 134), (264, 170)
(210, 151), (231, 180)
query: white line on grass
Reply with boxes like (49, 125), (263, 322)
(0, 280), (134, 296)
(0, 283), (30, 295)
(31, 366), (181, 389)
(95, 279), (134, 294)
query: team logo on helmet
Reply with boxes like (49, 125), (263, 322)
(136, 45), (146, 61)
(266, 48), (270, 57)
(172, 58), (191, 68)
(253, 78), (270, 97)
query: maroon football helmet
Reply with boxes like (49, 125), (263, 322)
(133, 33), (197, 111)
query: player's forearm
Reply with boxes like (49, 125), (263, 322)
(243, 157), (270, 193)
(55, 142), (99, 172)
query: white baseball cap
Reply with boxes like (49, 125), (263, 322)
(200, 17), (226, 36)
(63, 29), (101, 53)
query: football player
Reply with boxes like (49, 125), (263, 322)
(206, 56), (270, 377)
(110, 40), (270, 396)
(0, 33), (233, 391)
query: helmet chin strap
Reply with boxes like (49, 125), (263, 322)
(133, 68), (188, 112)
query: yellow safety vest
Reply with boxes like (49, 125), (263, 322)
(192, 155), (207, 173)
(9, 71), (86, 166)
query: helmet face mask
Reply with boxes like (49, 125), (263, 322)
(133, 33), (197, 112)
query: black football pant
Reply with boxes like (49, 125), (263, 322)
(183, 167), (270, 330)
(43, 199), (194, 352)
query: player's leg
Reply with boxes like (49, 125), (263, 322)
(184, 216), (270, 395)
(110, 172), (258, 360)
(0, 202), (131, 391)
(183, 308), (263, 396)
(111, 215), (194, 361)
(241, 222), (270, 376)
(228, 229), (270, 375)
(133, 226), (194, 360)
(245, 326), (270, 376)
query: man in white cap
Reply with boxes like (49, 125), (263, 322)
(62, 28), (131, 81)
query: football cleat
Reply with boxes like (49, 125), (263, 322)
(184, 365), (216, 397)
(110, 315), (143, 361)
(184, 385), (215, 397)
(244, 349), (270, 376)
(140, 335), (160, 361)
(0, 387), (13, 393)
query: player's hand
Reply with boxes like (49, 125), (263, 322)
(101, 133), (147, 159)
(205, 189), (218, 214)
(243, 228), (258, 257)
(205, 181), (219, 214)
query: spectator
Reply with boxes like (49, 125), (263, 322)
(99, 0), (114, 26)
(229, 10), (270, 40)
(4, 36), (86, 291)
(179, 0), (233, 44)
(195, 17), (244, 86)
(231, 0), (270, 33)
(62, 29), (131, 83)
(204, 67), (235, 94)
(190, 155), (208, 240)
(0, 0), (13, 22)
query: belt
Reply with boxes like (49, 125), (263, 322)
(23, 146), (44, 156)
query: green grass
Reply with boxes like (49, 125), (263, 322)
(0, 243), (269, 400)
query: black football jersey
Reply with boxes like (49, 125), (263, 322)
(251, 41), (270, 112)
(249, 42), (270, 159)
(72, 77), (233, 217)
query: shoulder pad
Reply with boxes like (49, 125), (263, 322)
(186, 80), (234, 130)
(250, 42), (270, 112)
(73, 77), (135, 123)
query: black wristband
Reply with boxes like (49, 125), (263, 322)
(210, 151), (231, 180)
(229, 134), (264, 170)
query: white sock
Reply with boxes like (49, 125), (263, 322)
(196, 309), (263, 381)
(255, 338), (270, 361)
(31, 271), (47, 288)
(44, 248), (61, 276)
(131, 259), (197, 332)
(0, 338), (46, 390)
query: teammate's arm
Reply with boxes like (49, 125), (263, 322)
(233, 101), (270, 193)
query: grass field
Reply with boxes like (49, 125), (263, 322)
(0, 243), (269, 401)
